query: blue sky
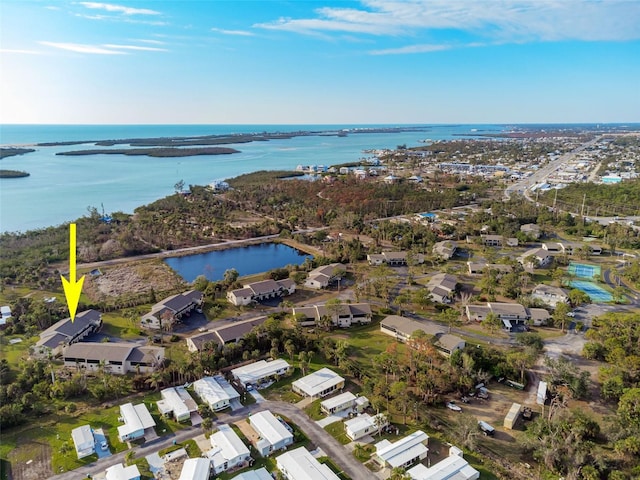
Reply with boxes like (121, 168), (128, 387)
(1, 0), (639, 124)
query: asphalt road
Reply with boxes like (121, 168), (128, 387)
(47, 399), (371, 480)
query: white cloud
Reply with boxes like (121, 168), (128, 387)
(211, 27), (255, 36)
(255, 0), (640, 42)
(39, 41), (128, 54)
(103, 43), (168, 51)
(0, 49), (42, 55)
(369, 43), (451, 55)
(133, 39), (166, 45)
(45, 6), (60, 10)
(78, 2), (160, 15)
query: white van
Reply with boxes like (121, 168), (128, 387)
(478, 420), (495, 436)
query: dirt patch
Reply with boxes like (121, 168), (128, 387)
(7, 441), (53, 480)
(84, 261), (185, 299)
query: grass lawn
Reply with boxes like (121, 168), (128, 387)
(337, 319), (400, 363)
(318, 456), (352, 480)
(0, 334), (35, 372)
(159, 439), (200, 458)
(101, 311), (148, 340)
(324, 422), (351, 445)
(304, 399), (324, 421)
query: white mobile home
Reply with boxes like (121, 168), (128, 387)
(71, 425), (95, 459)
(406, 445), (479, 480)
(231, 359), (291, 389)
(320, 391), (356, 415)
(206, 424), (251, 474)
(233, 468), (273, 480)
(117, 403), (156, 442)
(292, 368), (345, 399)
(344, 413), (388, 441)
(193, 376), (240, 411)
(374, 430), (429, 469)
(157, 387), (197, 422)
(105, 463), (141, 480)
(248, 410), (294, 456)
(178, 458), (211, 480)
(276, 446), (340, 480)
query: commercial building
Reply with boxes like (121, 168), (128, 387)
(292, 368), (345, 399)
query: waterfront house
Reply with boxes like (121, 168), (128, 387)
(227, 279), (296, 306)
(62, 342), (164, 375)
(320, 391), (357, 415)
(71, 425), (95, 459)
(344, 413), (388, 441)
(304, 263), (346, 289)
(157, 386), (198, 422)
(141, 290), (203, 331)
(117, 403), (156, 442)
(193, 375), (240, 411)
(292, 368), (344, 399)
(276, 446), (340, 480)
(231, 359), (291, 389)
(248, 410), (294, 456)
(34, 309), (102, 357)
(292, 303), (372, 328)
(374, 430), (429, 470)
(206, 424), (251, 474)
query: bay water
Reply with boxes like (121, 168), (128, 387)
(0, 124), (504, 233)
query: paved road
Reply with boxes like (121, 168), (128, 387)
(47, 399), (370, 480)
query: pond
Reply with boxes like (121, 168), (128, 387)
(164, 243), (312, 282)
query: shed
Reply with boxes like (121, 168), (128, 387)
(536, 381), (548, 406)
(504, 403), (521, 430)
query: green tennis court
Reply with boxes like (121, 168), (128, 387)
(568, 262), (601, 279)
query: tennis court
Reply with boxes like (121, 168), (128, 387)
(568, 262), (601, 279)
(570, 280), (612, 302)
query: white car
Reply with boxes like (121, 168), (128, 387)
(446, 402), (462, 412)
(567, 312), (576, 318)
(100, 440), (109, 450)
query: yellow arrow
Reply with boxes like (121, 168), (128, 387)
(60, 223), (85, 322)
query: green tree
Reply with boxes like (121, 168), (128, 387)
(481, 312), (501, 333)
(552, 301), (572, 332)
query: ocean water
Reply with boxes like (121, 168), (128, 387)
(0, 124), (504, 233)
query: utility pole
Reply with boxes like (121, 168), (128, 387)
(581, 193), (586, 219)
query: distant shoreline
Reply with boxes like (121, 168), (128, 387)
(56, 146), (240, 158)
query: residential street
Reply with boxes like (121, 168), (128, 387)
(47, 399), (371, 480)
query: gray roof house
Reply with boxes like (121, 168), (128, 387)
(141, 290), (203, 331)
(34, 309), (102, 357)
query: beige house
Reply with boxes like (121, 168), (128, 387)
(367, 251), (424, 266)
(531, 284), (569, 307)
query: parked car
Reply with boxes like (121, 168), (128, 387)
(446, 401), (462, 412)
(522, 407), (533, 420)
(478, 420), (495, 436)
(567, 312), (576, 318)
(100, 441), (108, 450)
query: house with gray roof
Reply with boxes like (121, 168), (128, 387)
(186, 316), (268, 352)
(227, 279), (296, 306)
(292, 303), (372, 328)
(426, 273), (458, 304)
(367, 251), (425, 266)
(34, 309), (102, 357)
(141, 290), (203, 331)
(432, 241), (457, 260)
(62, 342), (164, 374)
(304, 263), (346, 289)
(531, 284), (569, 307)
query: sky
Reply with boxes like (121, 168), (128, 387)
(1, 0), (639, 124)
